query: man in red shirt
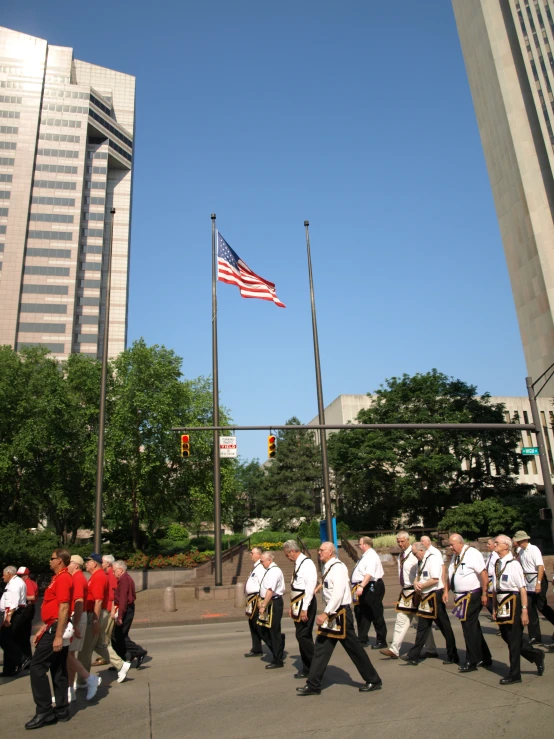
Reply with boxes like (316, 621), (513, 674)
(92, 555), (118, 667)
(111, 560), (147, 673)
(16, 566), (38, 670)
(25, 548), (73, 730)
(67, 555), (101, 702)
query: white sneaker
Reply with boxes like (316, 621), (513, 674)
(75, 681), (87, 690)
(68, 686), (76, 703)
(86, 673), (101, 700)
(117, 661), (131, 683)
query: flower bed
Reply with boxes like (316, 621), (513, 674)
(126, 549), (213, 570)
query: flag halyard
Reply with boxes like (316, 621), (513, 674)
(217, 232), (286, 308)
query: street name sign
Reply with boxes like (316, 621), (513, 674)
(522, 447), (539, 455)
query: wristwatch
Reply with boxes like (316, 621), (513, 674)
(522, 605), (528, 609)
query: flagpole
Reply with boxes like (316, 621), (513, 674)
(212, 213), (222, 586)
(304, 220), (334, 543)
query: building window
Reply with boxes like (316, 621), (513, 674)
(87, 181), (106, 190)
(84, 212), (104, 221)
(31, 196), (75, 207)
(75, 333), (98, 343)
(33, 180), (77, 190)
(35, 164), (78, 174)
(87, 151), (108, 160)
(23, 266), (70, 276)
(39, 133), (80, 143)
(0, 141), (16, 150)
(28, 230), (72, 240)
(40, 118), (81, 128)
(26, 248), (71, 259)
(22, 284), (68, 295)
(80, 262), (102, 271)
(0, 157), (14, 166)
(20, 303), (67, 314)
(37, 149), (79, 159)
(29, 213), (74, 224)
(78, 315), (98, 324)
(0, 174), (13, 182)
(79, 296), (100, 305)
(0, 95), (22, 104)
(86, 196), (105, 206)
(44, 104), (88, 115)
(82, 245), (103, 254)
(0, 111), (20, 119)
(18, 322), (66, 333)
(81, 229), (103, 238)
(88, 109), (133, 148)
(0, 126), (18, 134)
(81, 279), (100, 288)
(0, 225), (6, 234)
(87, 166), (107, 174)
(16, 342), (65, 353)
(0, 207), (8, 216)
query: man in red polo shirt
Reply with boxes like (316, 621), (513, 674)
(67, 555), (101, 702)
(76, 553), (109, 683)
(92, 555), (118, 667)
(25, 548), (73, 730)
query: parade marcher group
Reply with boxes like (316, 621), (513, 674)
(241, 529), (552, 695)
(0, 548), (148, 730)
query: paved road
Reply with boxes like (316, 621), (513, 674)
(1, 611), (554, 738)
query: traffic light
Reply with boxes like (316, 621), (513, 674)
(180, 434), (190, 458)
(268, 435), (276, 458)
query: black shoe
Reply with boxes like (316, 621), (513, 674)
(265, 661), (284, 669)
(458, 664), (477, 673)
(25, 712), (57, 730)
(136, 652), (148, 669)
(359, 680), (383, 692)
(371, 642), (387, 650)
(529, 637), (540, 645)
(108, 666), (117, 671)
(424, 652), (439, 659)
(244, 651), (263, 658)
(499, 676), (522, 685)
(294, 671), (309, 679)
(357, 639), (370, 646)
(442, 657), (460, 665)
(537, 652), (545, 677)
(54, 709), (70, 723)
(400, 655), (418, 666)
(296, 685), (321, 696)
(20, 658), (32, 671)
(478, 660), (493, 668)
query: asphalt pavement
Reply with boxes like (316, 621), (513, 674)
(1, 611), (554, 738)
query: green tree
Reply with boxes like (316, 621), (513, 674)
(438, 498), (524, 539)
(328, 370), (531, 530)
(261, 417), (322, 529)
(226, 458), (266, 532)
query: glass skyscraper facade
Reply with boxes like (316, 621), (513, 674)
(0, 26), (135, 359)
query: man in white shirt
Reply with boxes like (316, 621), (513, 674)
(380, 531), (437, 659)
(443, 534), (491, 672)
(283, 540), (318, 679)
(401, 543), (459, 666)
(297, 542), (382, 696)
(351, 537), (387, 649)
(257, 552), (286, 668)
(244, 546), (265, 658)
(0, 566), (27, 676)
(513, 530), (554, 644)
(492, 534), (544, 684)
(421, 536), (446, 580)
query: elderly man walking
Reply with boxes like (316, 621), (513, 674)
(110, 560), (147, 672)
(257, 551), (286, 669)
(283, 540), (318, 678)
(0, 566), (27, 677)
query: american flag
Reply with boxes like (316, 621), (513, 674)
(217, 232), (286, 308)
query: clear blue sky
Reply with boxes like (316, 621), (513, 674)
(5, 1), (528, 461)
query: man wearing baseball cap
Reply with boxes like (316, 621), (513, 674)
(67, 555), (101, 702)
(16, 567), (38, 671)
(513, 531), (554, 644)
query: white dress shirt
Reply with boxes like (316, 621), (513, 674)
(485, 551), (499, 594)
(259, 564), (285, 598)
(0, 575), (27, 613)
(322, 557), (351, 614)
(418, 552), (443, 593)
(398, 549), (418, 587)
(492, 555), (526, 593)
(516, 544), (544, 591)
(351, 548), (384, 583)
(428, 545), (443, 561)
(448, 545), (486, 593)
(245, 560), (265, 596)
(291, 553), (318, 609)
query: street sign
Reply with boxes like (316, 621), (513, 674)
(219, 435), (237, 458)
(522, 447), (539, 455)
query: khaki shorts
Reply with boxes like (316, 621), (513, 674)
(69, 612), (88, 652)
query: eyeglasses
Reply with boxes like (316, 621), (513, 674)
(50, 556), (60, 561)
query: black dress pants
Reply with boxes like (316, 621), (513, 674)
(248, 602), (263, 653)
(407, 590), (458, 662)
(294, 597), (317, 671)
(528, 579), (554, 642)
(307, 606), (381, 691)
(460, 591), (491, 666)
(259, 597), (285, 663)
(354, 602), (369, 642)
(499, 596), (542, 680)
(360, 579), (387, 644)
(30, 625), (69, 714)
(0, 608), (26, 673)
(112, 604), (146, 662)
(17, 603), (35, 659)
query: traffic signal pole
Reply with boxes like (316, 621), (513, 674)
(304, 221), (334, 543)
(211, 214), (223, 586)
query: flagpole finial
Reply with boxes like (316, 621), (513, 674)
(211, 213), (216, 220)
(304, 220), (309, 227)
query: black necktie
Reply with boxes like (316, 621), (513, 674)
(450, 555), (460, 591)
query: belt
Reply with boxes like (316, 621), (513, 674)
(271, 595), (283, 600)
(454, 588), (481, 596)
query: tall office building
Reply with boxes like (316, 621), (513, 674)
(0, 26), (134, 359)
(452, 0), (554, 393)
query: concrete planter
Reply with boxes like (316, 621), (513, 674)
(127, 567), (198, 592)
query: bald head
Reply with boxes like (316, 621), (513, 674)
(420, 536), (431, 549)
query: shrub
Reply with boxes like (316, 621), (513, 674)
(188, 536), (214, 552)
(250, 531), (291, 545)
(125, 549), (212, 570)
(371, 534), (414, 549)
(166, 523), (189, 542)
(438, 498), (524, 539)
(0, 524), (59, 573)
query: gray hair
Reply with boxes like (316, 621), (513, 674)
(495, 535), (512, 547)
(449, 533), (464, 544)
(412, 542), (425, 552)
(420, 536), (431, 544)
(283, 540), (301, 553)
(113, 560), (127, 572)
(3, 566), (16, 576)
(102, 554), (115, 565)
(321, 541), (337, 556)
(261, 551), (275, 562)
(396, 531), (410, 540)
(251, 546), (264, 555)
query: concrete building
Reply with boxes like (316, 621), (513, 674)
(310, 394), (554, 489)
(0, 26), (134, 359)
(452, 0), (554, 394)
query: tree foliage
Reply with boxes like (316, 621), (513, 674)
(328, 370), (532, 530)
